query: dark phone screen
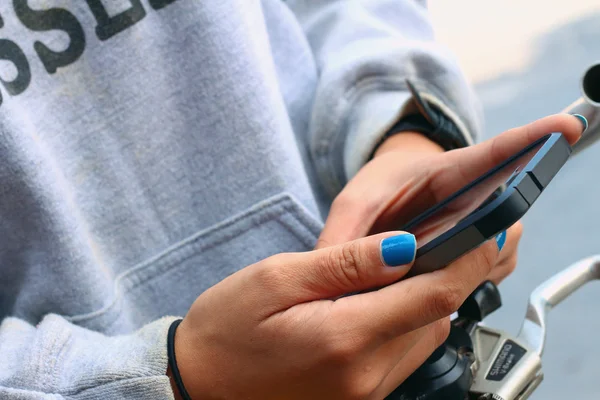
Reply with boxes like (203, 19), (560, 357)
(401, 139), (546, 249)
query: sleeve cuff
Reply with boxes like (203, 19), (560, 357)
(1, 314), (181, 399)
(343, 87), (476, 181)
(343, 90), (413, 181)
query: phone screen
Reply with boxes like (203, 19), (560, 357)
(402, 139), (546, 249)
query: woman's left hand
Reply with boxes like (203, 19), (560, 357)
(317, 114), (584, 284)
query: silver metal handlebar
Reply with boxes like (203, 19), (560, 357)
(563, 63), (600, 155)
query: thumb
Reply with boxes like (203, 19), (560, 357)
(268, 232), (417, 305)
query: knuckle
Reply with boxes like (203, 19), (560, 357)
(475, 241), (499, 276)
(326, 242), (369, 288)
(512, 221), (524, 240)
(322, 334), (363, 367)
(506, 254), (519, 274)
(432, 318), (451, 348)
(251, 253), (289, 289)
(429, 283), (463, 317)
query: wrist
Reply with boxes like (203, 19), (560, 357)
(167, 364), (184, 400)
(370, 79), (471, 161)
(167, 319), (202, 400)
(374, 131), (445, 158)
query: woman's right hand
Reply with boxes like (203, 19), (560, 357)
(171, 113), (586, 400)
(172, 229), (506, 400)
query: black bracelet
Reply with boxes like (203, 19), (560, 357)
(369, 79), (470, 160)
(168, 319), (192, 400)
(368, 113), (452, 161)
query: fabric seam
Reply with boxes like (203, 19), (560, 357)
(66, 192), (321, 324)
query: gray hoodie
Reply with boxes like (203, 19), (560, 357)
(0, 1), (482, 398)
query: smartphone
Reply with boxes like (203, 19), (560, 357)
(401, 133), (571, 277)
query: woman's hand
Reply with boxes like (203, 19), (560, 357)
(317, 114), (584, 284)
(173, 229), (502, 400)
(170, 114), (585, 400)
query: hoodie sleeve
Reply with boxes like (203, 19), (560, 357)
(0, 314), (179, 399)
(286, 0), (484, 197)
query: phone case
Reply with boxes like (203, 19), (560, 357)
(404, 133), (571, 277)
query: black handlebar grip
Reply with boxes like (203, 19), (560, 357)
(458, 280), (502, 322)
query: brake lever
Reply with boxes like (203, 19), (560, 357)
(468, 256), (600, 400)
(517, 255), (600, 356)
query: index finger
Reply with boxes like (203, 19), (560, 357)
(341, 238), (500, 339)
(446, 113), (585, 184)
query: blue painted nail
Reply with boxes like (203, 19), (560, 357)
(495, 230), (507, 252)
(572, 114), (588, 133)
(381, 234), (417, 267)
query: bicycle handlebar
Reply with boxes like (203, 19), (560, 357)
(563, 63), (600, 155)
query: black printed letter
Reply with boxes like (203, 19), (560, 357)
(0, 39), (31, 99)
(13, 0), (85, 74)
(0, 10), (31, 105)
(148, 0), (178, 10)
(86, 0), (146, 41)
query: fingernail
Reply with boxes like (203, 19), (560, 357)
(495, 230), (507, 252)
(381, 234), (417, 267)
(571, 114), (588, 133)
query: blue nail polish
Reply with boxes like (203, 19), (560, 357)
(495, 230), (507, 252)
(572, 114), (588, 133)
(381, 234), (417, 267)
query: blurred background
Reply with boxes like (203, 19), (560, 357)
(428, 1), (600, 398)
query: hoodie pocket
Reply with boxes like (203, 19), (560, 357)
(72, 192), (323, 332)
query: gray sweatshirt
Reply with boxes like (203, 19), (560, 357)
(0, 1), (482, 398)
